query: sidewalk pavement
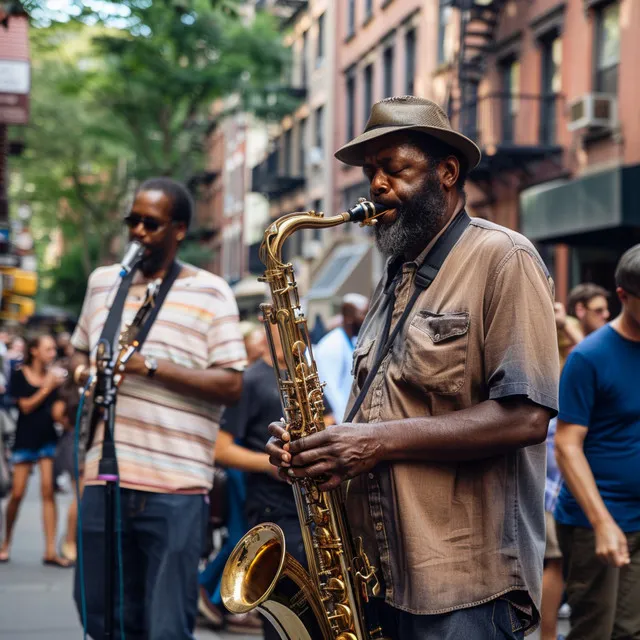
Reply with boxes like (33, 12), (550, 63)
(0, 470), (259, 640)
(0, 470), (571, 640)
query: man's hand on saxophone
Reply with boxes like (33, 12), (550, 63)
(266, 420), (382, 491)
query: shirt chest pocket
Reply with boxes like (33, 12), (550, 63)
(351, 339), (375, 391)
(401, 310), (470, 395)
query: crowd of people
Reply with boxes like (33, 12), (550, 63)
(0, 330), (80, 567)
(0, 95), (638, 640)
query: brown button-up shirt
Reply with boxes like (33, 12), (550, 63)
(345, 216), (559, 621)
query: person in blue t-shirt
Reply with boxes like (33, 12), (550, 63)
(314, 293), (369, 422)
(555, 244), (640, 640)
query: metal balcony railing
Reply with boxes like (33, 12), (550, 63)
(252, 149), (305, 198)
(450, 93), (564, 152)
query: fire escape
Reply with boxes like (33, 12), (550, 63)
(445, 0), (563, 190)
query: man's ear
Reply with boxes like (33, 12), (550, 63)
(575, 302), (586, 320)
(175, 222), (187, 243)
(438, 156), (460, 192)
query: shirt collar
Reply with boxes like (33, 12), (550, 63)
(382, 208), (466, 289)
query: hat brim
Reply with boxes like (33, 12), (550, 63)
(334, 124), (482, 170)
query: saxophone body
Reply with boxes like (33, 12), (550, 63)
(221, 200), (388, 640)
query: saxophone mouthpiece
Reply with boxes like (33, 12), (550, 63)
(348, 198), (388, 225)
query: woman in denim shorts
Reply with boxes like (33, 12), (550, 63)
(0, 334), (68, 566)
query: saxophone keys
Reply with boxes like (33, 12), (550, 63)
(324, 576), (346, 602)
(330, 602), (353, 630)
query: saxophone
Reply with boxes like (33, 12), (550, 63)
(221, 199), (388, 640)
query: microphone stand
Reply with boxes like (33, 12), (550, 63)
(91, 266), (137, 639)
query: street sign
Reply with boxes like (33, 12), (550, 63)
(0, 59), (30, 125)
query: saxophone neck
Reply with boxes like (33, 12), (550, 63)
(260, 200), (386, 267)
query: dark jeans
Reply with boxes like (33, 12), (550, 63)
(557, 523), (640, 640)
(74, 485), (207, 640)
(369, 597), (526, 640)
(199, 468), (247, 607)
(246, 501), (304, 640)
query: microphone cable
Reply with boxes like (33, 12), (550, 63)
(74, 375), (127, 640)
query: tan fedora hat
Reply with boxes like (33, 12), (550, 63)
(335, 95), (481, 170)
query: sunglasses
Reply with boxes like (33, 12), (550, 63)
(123, 214), (166, 233)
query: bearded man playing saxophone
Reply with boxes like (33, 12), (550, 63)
(267, 96), (559, 640)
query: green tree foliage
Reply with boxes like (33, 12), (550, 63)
(12, 2), (294, 313)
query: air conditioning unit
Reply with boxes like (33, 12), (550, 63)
(568, 94), (617, 132)
(306, 146), (324, 169)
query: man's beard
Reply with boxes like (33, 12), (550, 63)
(374, 170), (448, 261)
(140, 248), (165, 276)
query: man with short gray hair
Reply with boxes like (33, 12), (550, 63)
(555, 244), (640, 640)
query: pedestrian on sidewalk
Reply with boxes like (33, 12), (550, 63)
(0, 334), (69, 566)
(555, 244), (640, 640)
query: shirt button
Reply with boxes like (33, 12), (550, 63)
(368, 473), (375, 480)
(434, 333), (440, 340)
(375, 522), (384, 532)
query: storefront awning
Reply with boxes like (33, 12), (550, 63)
(520, 164), (640, 245)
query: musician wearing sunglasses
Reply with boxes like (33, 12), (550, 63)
(69, 177), (247, 640)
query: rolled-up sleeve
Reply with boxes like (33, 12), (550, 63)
(70, 271), (95, 353)
(483, 247), (559, 413)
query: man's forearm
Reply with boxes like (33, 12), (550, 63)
(556, 441), (613, 527)
(379, 398), (551, 463)
(216, 441), (272, 474)
(153, 360), (242, 403)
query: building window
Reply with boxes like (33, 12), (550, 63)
(301, 30), (308, 87)
(383, 44), (394, 98)
(500, 57), (520, 143)
(363, 64), (373, 123)
(346, 72), (356, 141)
(540, 36), (561, 145)
(437, 3), (452, 65)
(298, 117), (307, 174)
(315, 105), (324, 151)
(347, 0), (355, 38)
(312, 199), (323, 240)
(284, 129), (292, 175)
(365, 0), (373, 21)
(317, 13), (325, 66)
(405, 28), (416, 94)
(595, 2), (620, 94)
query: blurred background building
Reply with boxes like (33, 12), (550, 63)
(2, 0), (639, 327)
(197, 0), (640, 325)
(0, 5), (38, 324)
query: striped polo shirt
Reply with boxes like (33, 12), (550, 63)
(71, 263), (247, 493)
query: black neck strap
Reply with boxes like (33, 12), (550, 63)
(344, 211), (470, 423)
(134, 260), (182, 350)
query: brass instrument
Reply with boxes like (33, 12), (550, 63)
(221, 199), (388, 640)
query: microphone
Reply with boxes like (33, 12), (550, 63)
(119, 240), (144, 277)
